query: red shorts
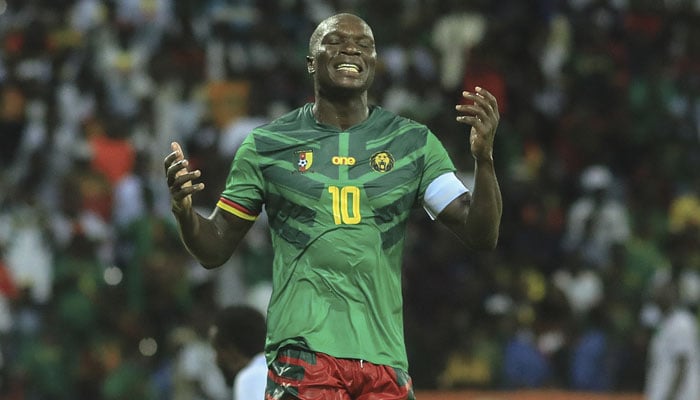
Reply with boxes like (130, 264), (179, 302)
(266, 346), (415, 400)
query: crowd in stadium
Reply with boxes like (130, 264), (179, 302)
(0, 0), (699, 398)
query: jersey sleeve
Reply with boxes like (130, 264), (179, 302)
(217, 133), (265, 221)
(418, 130), (460, 203)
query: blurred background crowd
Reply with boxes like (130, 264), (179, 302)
(1, 0), (699, 398)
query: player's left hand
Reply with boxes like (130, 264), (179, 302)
(455, 87), (499, 161)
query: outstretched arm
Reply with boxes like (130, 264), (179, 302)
(438, 87), (502, 250)
(164, 142), (254, 268)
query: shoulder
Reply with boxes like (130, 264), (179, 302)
(367, 106), (437, 151)
(371, 105), (429, 132)
(239, 106), (309, 152)
(253, 105), (311, 135)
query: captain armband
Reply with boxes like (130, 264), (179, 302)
(423, 172), (469, 220)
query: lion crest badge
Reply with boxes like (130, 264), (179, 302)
(369, 151), (395, 173)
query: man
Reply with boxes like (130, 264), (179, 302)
(645, 280), (700, 400)
(165, 12), (502, 399)
(210, 305), (268, 400)
(562, 164), (630, 268)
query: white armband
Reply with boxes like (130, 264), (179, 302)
(423, 172), (469, 220)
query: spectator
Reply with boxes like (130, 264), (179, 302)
(645, 280), (700, 400)
(568, 305), (615, 391)
(501, 309), (553, 389)
(209, 305), (267, 400)
(562, 165), (631, 269)
(552, 251), (604, 321)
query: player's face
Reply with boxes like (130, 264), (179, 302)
(308, 15), (376, 95)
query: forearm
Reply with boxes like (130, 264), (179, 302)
(173, 207), (239, 268)
(463, 158), (502, 248)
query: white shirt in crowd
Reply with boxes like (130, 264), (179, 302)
(646, 308), (700, 400)
(233, 353), (268, 400)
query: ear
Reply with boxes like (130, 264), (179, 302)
(306, 56), (315, 74)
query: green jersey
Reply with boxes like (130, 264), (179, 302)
(218, 103), (457, 371)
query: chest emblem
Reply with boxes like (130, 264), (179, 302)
(370, 151), (395, 172)
(296, 150), (313, 172)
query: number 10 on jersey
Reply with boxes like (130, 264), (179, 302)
(328, 185), (361, 225)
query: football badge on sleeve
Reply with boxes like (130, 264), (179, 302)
(296, 150), (314, 172)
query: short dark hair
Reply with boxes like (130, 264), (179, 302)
(213, 305), (266, 358)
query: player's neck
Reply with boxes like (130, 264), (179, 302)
(313, 95), (369, 130)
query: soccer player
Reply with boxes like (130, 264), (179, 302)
(165, 12), (502, 399)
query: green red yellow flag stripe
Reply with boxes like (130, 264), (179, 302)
(216, 197), (258, 221)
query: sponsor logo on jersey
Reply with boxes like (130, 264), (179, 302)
(296, 150), (313, 172)
(331, 156), (356, 165)
(369, 151), (394, 172)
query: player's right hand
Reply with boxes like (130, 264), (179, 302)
(164, 141), (204, 214)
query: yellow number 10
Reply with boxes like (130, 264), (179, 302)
(328, 185), (361, 225)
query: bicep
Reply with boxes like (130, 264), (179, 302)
(437, 191), (471, 229)
(422, 171), (469, 219)
(210, 207), (256, 245)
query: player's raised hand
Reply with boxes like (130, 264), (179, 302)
(455, 87), (499, 161)
(164, 142), (204, 214)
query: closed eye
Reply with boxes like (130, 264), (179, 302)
(323, 34), (342, 45)
(358, 39), (374, 48)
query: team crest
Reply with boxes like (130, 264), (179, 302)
(296, 150), (314, 172)
(370, 151), (395, 172)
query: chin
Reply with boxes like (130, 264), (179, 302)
(318, 88), (356, 100)
(327, 80), (372, 96)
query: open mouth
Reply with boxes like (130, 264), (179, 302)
(335, 63), (362, 73)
